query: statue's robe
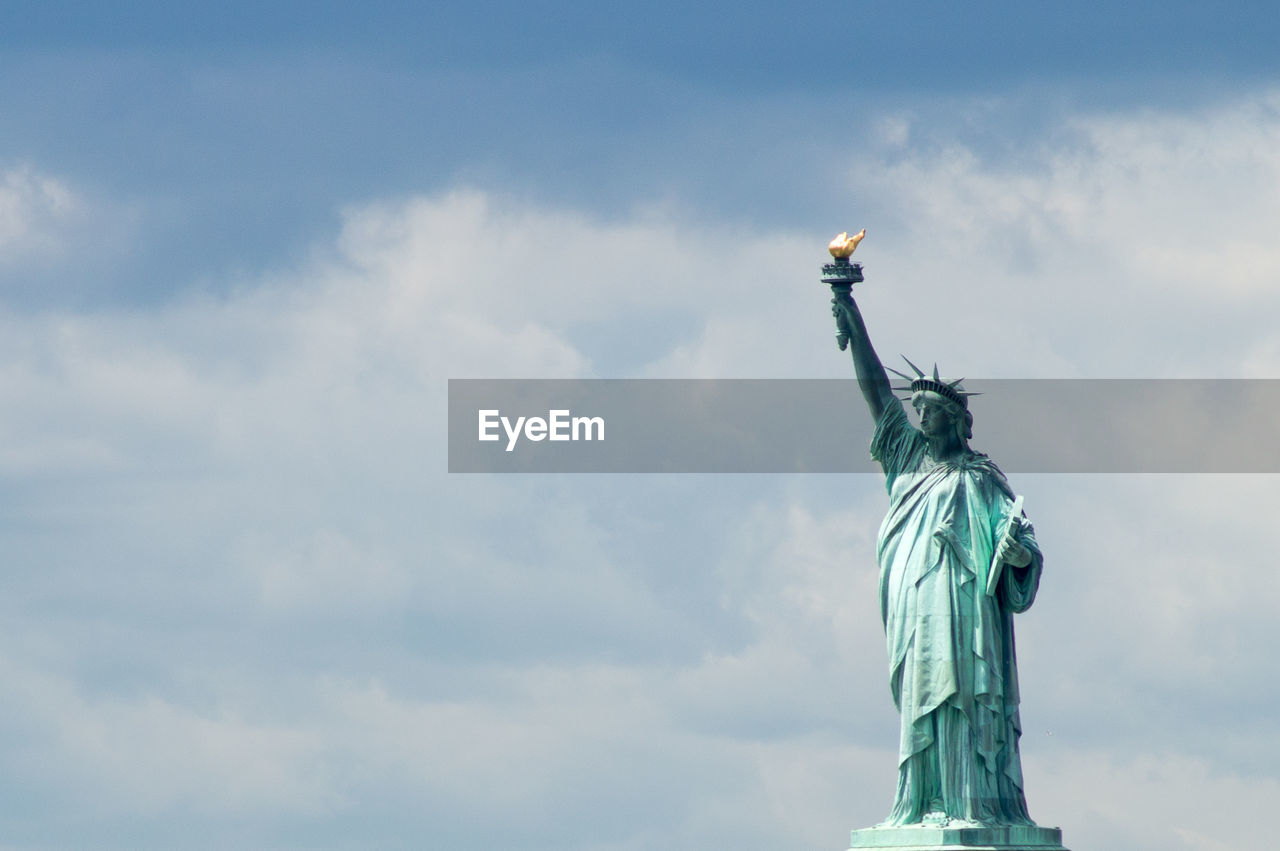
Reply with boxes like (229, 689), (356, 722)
(870, 403), (1043, 826)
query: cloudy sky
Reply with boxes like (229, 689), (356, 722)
(2, 3), (1280, 849)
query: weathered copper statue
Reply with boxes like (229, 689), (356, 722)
(826, 236), (1065, 849)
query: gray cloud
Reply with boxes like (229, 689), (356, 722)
(2, 88), (1280, 850)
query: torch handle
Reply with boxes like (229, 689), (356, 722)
(830, 283), (854, 350)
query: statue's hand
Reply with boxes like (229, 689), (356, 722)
(995, 533), (1033, 568)
(831, 297), (855, 340)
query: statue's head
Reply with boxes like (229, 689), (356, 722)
(889, 358), (977, 446)
(913, 391), (974, 445)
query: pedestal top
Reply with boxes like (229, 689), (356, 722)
(848, 823), (1067, 851)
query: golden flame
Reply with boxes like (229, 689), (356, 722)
(828, 228), (866, 258)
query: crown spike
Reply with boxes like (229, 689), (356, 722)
(895, 359), (975, 409)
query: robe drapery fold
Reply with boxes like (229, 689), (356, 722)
(869, 403), (1043, 826)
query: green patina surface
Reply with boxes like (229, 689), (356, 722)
(828, 256), (1064, 847)
(868, 402), (1042, 825)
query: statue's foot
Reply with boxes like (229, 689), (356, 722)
(921, 811), (948, 826)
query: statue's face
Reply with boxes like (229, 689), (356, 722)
(916, 400), (955, 438)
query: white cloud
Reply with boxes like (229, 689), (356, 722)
(247, 528), (413, 614)
(629, 89), (1280, 380)
(0, 165), (139, 304)
(0, 655), (334, 818)
(1028, 748), (1280, 851)
(827, 91), (1280, 377)
(0, 165), (81, 260)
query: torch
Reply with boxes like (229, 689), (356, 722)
(822, 229), (865, 350)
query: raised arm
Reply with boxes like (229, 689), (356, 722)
(832, 293), (897, 424)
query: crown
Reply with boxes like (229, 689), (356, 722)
(886, 356), (980, 409)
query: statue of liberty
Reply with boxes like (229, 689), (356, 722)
(828, 238), (1046, 830)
